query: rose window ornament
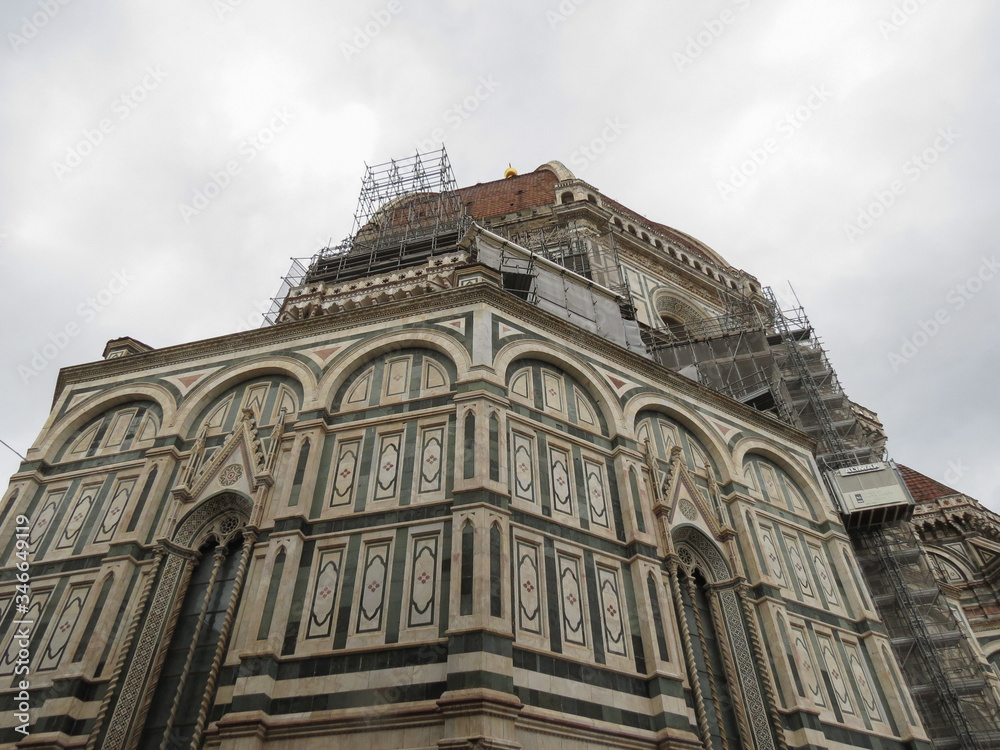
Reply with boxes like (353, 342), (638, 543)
(219, 464), (243, 486)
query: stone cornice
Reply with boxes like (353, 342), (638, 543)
(51, 283), (815, 451)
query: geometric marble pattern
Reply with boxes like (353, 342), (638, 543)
(55, 484), (101, 550)
(558, 553), (586, 647)
(408, 535), (439, 628)
(417, 426), (444, 495)
(584, 458), (610, 529)
(306, 548), (344, 639)
(330, 438), (361, 507)
(94, 477), (136, 544)
(356, 541), (390, 633)
(516, 540), (543, 635)
(511, 431), (536, 504)
(548, 446), (574, 516)
(596, 566), (627, 657)
(38, 584), (89, 671)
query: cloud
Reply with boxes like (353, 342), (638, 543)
(1, 1), (997, 512)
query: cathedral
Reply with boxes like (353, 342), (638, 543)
(1, 149), (998, 749)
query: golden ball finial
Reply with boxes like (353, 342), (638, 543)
(504, 163), (518, 179)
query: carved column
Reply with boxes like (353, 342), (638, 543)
(668, 560), (712, 749)
(685, 576), (728, 750)
(189, 530), (257, 749)
(86, 551), (163, 750)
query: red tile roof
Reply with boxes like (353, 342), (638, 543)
(458, 170), (558, 219)
(898, 464), (961, 504)
(458, 167), (721, 266)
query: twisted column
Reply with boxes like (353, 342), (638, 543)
(668, 562), (713, 749)
(189, 531), (257, 750)
(737, 586), (789, 750)
(86, 552), (163, 750)
(708, 587), (753, 750)
(160, 547), (226, 750)
(686, 576), (728, 750)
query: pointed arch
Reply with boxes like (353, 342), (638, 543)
(173, 491), (252, 550)
(460, 520), (475, 616)
(673, 525), (732, 582)
(490, 522), (503, 617)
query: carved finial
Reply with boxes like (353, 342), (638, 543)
(643, 439), (662, 502)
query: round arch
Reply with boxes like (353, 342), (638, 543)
(732, 437), (826, 510)
(925, 548), (974, 584)
(624, 393), (735, 485)
(493, 340), (626, 436)
(32, 383), (177, 464)
(314, 328), (473, 409)
(653, 290), (710, 328)
(173, 357), (316, 438)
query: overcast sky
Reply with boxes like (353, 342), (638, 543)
(1, 1), (997, 512)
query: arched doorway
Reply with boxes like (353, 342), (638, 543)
(92, 492), (255, 750)
(670, 526), (781, 750)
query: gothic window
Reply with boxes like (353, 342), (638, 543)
(72, 574), (114, 663)
(646, 573), (670, 662)
(463, 412), (476, 480)
(490, 524), (503, 618)
(659, 314), (688, 341)
(460, 522), (474, 616)
(257, 548), (287, 639)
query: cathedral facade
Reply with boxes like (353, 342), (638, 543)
(0, 154), (955, 749)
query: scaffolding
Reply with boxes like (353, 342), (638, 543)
(303, 147), (469, 287)
(853, 523), (1000, 750)
(491, 221), (638, 321)
(261, 258), (308, 326)
(642, 286), (884, 470)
